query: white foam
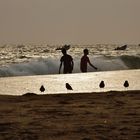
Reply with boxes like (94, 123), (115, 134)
(0, 56), (131, 77)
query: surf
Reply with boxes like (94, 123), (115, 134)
(0, 55), (139, 77)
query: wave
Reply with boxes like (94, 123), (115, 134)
(0, 55), (139, 77)
(120, 55), (140, 69)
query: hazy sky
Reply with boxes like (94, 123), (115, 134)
(0, 0), (140, 44)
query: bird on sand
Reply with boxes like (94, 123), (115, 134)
(99, 81), (105, 88)
(40, 85), (45, 92)
(124, 80), (129, 88)
(66, 83), (73, 90)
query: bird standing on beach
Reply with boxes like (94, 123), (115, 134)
(66, 83), (73, 90)
(40, 85), (45, 92)
(99, 81), (105, 88)
(124, 80), (129, 88)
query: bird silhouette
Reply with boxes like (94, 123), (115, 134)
(99, 81), (105, 88)
(124, 80), (129, 88)
(66, 83), (73, 90)
(40, 85), (45, 92)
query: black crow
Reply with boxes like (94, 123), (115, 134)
(124, 80), (129, 88)
(66, 83), (73, 90)
(40, 85), (45, 92)
(99, 81), (105, 88)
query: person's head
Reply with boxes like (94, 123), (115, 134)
(61, 48), (67, 55)
(83, 49), (89, 55)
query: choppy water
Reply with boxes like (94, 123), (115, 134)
(0, 44), (140, 77)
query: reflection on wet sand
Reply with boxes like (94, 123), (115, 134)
(0, 69), (139, 95)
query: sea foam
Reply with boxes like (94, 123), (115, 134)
(0, 55), (139, 77)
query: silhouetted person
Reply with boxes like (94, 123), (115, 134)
(66, 83), (73, 90)
(80, 49), (97, 72)
(99, 81), (105, 88)
(124, 80), (129, 88)
(40, 85), (45, 92)
(59, 48), (74, 74)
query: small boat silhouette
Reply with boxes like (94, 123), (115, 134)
(56, 45), (70, 50)
(115, 45), (127, 50)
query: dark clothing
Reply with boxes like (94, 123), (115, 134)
(60, 54), (73, 73)
(80, 55), (90, 72)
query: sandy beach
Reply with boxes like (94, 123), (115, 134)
(0, 90), (139, 140)
(0, 1), (140, 140)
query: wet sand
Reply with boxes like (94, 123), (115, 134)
(0, 91), (140, 140)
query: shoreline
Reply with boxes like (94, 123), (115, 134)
(0, 89), (139, 97)
(0, 69), (140, 96)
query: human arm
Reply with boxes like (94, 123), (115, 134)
(59, 62), (62, 74)
(71, 60), (74, 71)
(88, 59), (97, 70)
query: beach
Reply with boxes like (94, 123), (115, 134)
(0, 69), (140, 95)
(0, 1), (140, 139)
(0, 90), (139, 140)
(0, 44), (140, 139)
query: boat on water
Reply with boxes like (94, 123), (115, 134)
(56, 44), (70, 50)
(115, 45), (127, 50)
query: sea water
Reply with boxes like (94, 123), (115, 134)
(0, 44), (140, 77)
(0, 44), (139, 95)
(0, 69), (139, 95)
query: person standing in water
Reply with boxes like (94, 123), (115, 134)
(59, 48), (74, 74)
(80, 49), (97, 72)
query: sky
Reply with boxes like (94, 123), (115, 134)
(0, 0), (140, 44)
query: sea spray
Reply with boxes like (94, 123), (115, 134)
(1, 55), (139, 77)
(0, 44), (139, 77)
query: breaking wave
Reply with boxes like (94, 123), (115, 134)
(0, 55), (139, 77)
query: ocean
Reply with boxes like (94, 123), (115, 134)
(0, 44), (140, 95)
(0, 44), (140, 77)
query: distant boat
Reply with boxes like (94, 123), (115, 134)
(115, 45), (127, 50)
(56, 45), (71, 51)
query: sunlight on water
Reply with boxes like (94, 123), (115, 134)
(0, 44), (140, 77)
(0, 69), (139, 95)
